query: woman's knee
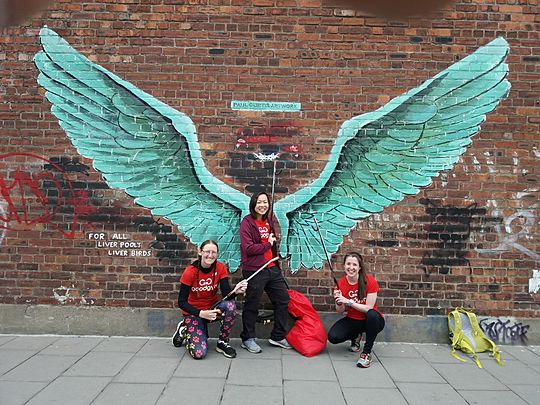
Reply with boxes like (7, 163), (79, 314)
(366, 310), (385, 330)
(190, 347), (208, 360)
(218, 300), (236, 313)
(327, 326), (344, 344)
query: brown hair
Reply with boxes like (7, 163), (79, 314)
(343, 252), (367, 300)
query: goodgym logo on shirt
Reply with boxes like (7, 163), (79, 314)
(192, 277), (218, 292)
(258, 225), (270, 240)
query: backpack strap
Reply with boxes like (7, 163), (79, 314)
(448, 309), (468, 363)
(462, 309), (504, 368)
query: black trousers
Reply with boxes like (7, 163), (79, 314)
(327, 309), (385, 354)
(241, 266), (290, 342)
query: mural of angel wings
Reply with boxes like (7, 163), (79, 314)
(34, 27), (510, 272)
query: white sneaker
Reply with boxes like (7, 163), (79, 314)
(268, 338), (292, 349)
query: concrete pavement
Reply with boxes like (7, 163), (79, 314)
(0, 334), (539, 405)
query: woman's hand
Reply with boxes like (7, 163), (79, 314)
(235, 280), (248, 295)
(335, 295), (350, 306)
(333, 288), (343, 302)
(199, 309), (221, 321)
(268, 233), (276, 246)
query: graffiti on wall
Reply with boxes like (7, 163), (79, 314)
(476, 188), (539, 261)
(35, 27), (510, 271)
(419, 199), (486, 275)
(0, 152), (95, 240)
(479, 317), (530, 345)
(529, 270), (540, 295)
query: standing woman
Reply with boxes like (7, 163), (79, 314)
(172, 240), (247, 359)
(328, 252), (385, 368)
(239, 191), (291, 353)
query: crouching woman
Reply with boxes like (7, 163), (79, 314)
(328, 252), (385, 368)
(172, 240), (247, 359)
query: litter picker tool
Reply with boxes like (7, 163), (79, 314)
(312, 217), (339, 287)
(211, 256), (279, 309)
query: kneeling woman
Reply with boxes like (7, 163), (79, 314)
(328, 252), (385, 368)
(173, 240), (247, 359)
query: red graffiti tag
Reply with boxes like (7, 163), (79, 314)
(235, 121), (303, 156)
(0, 152), (91, 238)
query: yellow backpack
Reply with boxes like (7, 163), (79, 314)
(448, 308), (503, 368)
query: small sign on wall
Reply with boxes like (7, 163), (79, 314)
(231, 100), (301, 112)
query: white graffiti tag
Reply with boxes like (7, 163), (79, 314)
(477, 210), (539, 261)
(529, 270), (540, 294)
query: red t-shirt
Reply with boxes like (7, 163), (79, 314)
(255, 218), (275, 266)
(338, 274), (383, 320)
(179, 261), (228, 315)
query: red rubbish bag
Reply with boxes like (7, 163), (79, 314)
(285, 289), (327, 357)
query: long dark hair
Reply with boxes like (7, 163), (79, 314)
(249, 191), (271, 221)
(343, 252), (367, 300)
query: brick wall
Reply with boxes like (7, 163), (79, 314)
(0, 0), (538, 318)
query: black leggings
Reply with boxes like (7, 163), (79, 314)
(327, 309), (385, 354)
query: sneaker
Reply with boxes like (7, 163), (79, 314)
(268, 338), (292, 349)
(216, 340), (237, 358)
(241, 338), (262, 354)
(172, 320), (185, 348)
(348, 337), (361, 353)
(356, 352), (372, 368)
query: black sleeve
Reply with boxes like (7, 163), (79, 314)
(177, 283), (201, 316)
(219, 277), (237, 300)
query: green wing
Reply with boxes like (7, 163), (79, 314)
(34, 27), (249, 269)
(274, 38), (510, 272)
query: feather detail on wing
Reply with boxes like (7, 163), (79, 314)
(34, 27), (249, 269)
(274, 38), (510, 272)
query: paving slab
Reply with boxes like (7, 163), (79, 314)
(0, 381), (47, 405)
(92, 337), (148, 353)
(413, 344), (456, 363)
(342, 387), (408, 405)
(136, 338), (181, 358)
(482, 359), (540, 385)
(234, 339), (283, 360)
(92, 382), (165, 405)
(333, 359), (396, 388)
(221, 385), (283, 405)
(227, 358), (282, 386)
(379, 357), (446, 383)
(64, 351), (134, 377)
(284, 380), (346, 405)
(0, 335), (59, 352)
(397, 382), (469, 405)
(374, 343), (421, 358)
(0, 350), (37, 375)
(156, 377), (225, 405)
(507, 384), (540, 405)
(25, 376), (110, 405)
(458, 389), (529, 405)
(174, 348), (231, 378)
(432, 362), (508, 390)
(115, 356), (179, 383)
(282, 353), (336, 381)
(501, 345), (540, 366)
(40, 336), (103, 356)
(326, 342), (362, 362)
(1, 354), (80, 382)
(1, 335), (539, 405)
(0, 335), (16, 347)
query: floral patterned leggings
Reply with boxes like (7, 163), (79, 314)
(183, 300), (237, 359)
